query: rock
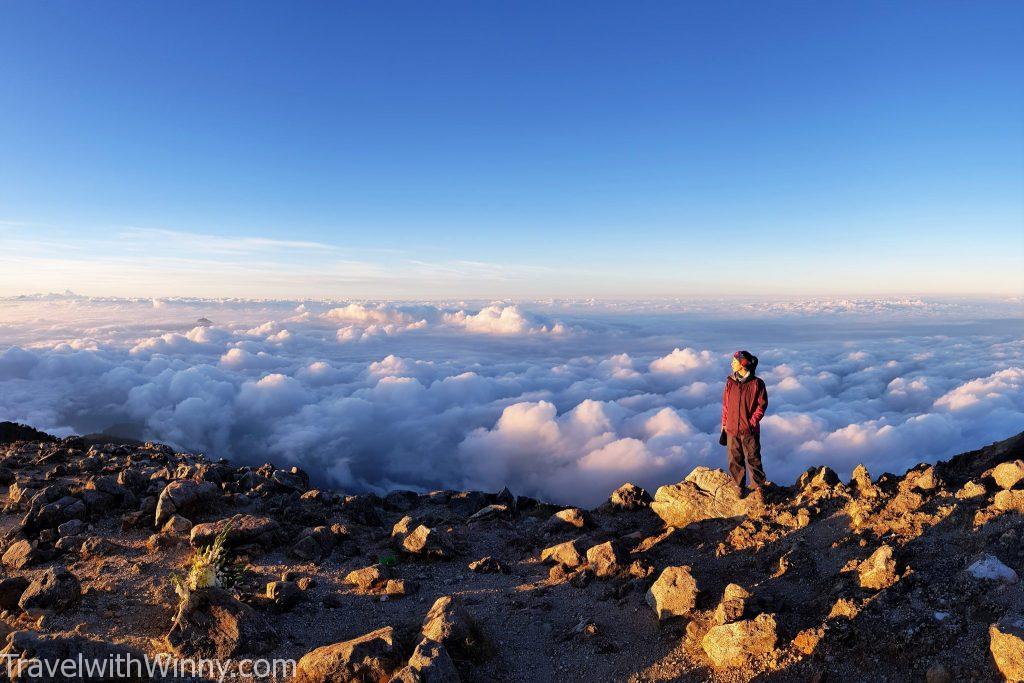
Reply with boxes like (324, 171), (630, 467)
(992, 460), (1024, 490)
(390, 637), (460, 683)
(383, 489), (418, 512)
(383, 579), (417, 597)
(995, 490), (1024, 513)
(345, 565), (390, 591)
(651, 467), (748, 528)
(421, 596), (481, 660)
(0, 576), (29, 611)
(27, 494), (86, 530)
(19, 566), (81, 614)
(448, 491), (489, 517)
(540, 539), (585, 568)
(911, 465), (939, 491)
(966, 554), (1019, 584)
(155, 479), (218, 526)
(468, 556), (510, 574)
(645, 566), (699, 620)
(162, 514), (193, 535)
(190, 514), (281, 548)
(0, 631), (147, 683)
(858, 545), (899, 590)
(713, 583), (751, 625)
(403, 525), (456, 558)
(956, 480), (986, 499)
(829, 598), (860, 619)
(542, 507), (591, 533)
(798, 466), (840, 490)
(292, 526), (335, 560)
(701, 613), (778, 668)
(585, 541), (626, 578)
(392, 515), (419, 539)
(166, 587), (276, 659)
(80, 535), (115, 558)
(2, 539), (48, 569)
(609, 483), (651, 510)
(267, 581), (303, 611)
(272, 467), (309, 492)
(467, 504), (510, 523)
(850, 465), (881, 498)
(990, 612), (1024, 682)
(294, 626), (400, 683)
(57, 519), (85, 537)
(495, 486), (515, 506)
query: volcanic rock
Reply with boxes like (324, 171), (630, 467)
(154, 479), (218, 526)
(19, 566), (81, 614)
(651, 467), (747, 528)
(390, 637), (460, 682)
(609, 482), (651, 510)
(540, 539), (585, 568)
(701, 613), (777, 668)
(990, 612), (1024, 682)
(646, 566), (699, 620)
(166, 587), (276, 659)
(858, 545), (899, 590)
(293, 626), (400, 683)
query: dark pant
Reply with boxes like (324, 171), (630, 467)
(726, 431), (766, 490)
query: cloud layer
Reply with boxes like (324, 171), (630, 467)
(1, 295), (1021, 506)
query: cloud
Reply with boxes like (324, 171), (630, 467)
(0, 295), (1021, 506)
(442, 304), (569, 336)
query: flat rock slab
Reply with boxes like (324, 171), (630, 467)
(651, 467), (748, 528)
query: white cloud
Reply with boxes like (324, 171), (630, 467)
(0, 295), (1021, 506)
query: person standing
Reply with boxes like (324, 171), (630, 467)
(721, 350), (768, 492)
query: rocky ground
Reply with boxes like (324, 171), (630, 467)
(0, 420), (1022, 682)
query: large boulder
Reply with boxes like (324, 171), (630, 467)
(189, 514), (281, 548)
(166, 587), (276, 659)
(701, 613), (778, 668)
(155, 479), (219, 527)
(19, 566), (81, 614)
(293, 626), (400, 683)
(646, 566), (699, 620)
(651, 468), (748, 528)
(990, 612), (1024, 682)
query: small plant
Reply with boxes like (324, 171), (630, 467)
(171, 522), (243, 600)
(379, 552), (397, 567)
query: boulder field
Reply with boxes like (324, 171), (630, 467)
(0, 421), (1022, 681)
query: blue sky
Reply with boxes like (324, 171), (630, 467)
(1, 1), (1022, 299)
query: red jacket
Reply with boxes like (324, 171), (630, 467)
(722, 374), (768, 436)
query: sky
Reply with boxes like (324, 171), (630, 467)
(2, 1), (1023, 299)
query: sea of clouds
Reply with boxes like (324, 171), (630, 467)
(1, 294), (1021, 506)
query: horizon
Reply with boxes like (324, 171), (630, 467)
(2, 1), (1023, 299)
